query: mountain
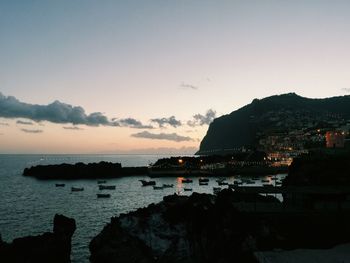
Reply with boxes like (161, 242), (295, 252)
(197, 93), (350, 155)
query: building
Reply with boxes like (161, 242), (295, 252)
(325, 131), (345, 148)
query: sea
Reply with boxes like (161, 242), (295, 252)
(0, 154), (286, 262)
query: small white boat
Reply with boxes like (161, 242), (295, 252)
(71, 187), (84, 192)
(139, 180), (156, 186)
(97, 180), (107, 184)
(181, 178), (193, 183)
(99, 185), (116, 190)
(199, 178), (209, 183)
(97, 193), (111, 198)
(162, 184), (174, 188)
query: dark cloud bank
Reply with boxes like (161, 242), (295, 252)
(16, 120), (34, 125)
(131, 131), (193, 142)
(21, 128), (43, 134)
(0, 92), (151, 128)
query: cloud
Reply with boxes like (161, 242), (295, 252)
(179, 82), (199, 90)
(150, 116), (182, 128)
(21, 128), (43, 133)
(131, 131), (193, 142)
(63, 126), (84, 130)
(16, 120), (34, 125)
(99, 146), (198, 155)
(187, 109), (216, 126)
(0, 122), (9, 126)
(119, 118), (153, 129)
(342, 88), (350, 93)
(0, 92), (119, 126)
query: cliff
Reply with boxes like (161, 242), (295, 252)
(198, 93), (350, 154)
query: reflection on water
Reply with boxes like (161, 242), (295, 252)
(0, 155), (287, 263)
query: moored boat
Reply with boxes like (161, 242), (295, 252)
(153, 186), (164, 190)
(55, 183), (65, 187)
(99, 185), (116, 190)
(162, 184), (174, 188)
(97, 193), (111, 198)
(199, 178), (209, 183)
(139, 180), (156, 186)
(199, 182), (208, 186)
(181, 178), (193, 183)
(97, 180), (107, 184)
(71, 187), (84, 192)
(184, 188), (192, 191)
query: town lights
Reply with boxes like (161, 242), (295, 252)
(178, 159), (183, 164)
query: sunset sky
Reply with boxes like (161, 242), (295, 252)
(1, 0), (350, 154)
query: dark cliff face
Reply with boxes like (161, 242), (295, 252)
(0, 214), (76, 263)
(198, 93), (350, 154)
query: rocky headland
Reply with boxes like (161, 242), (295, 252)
(23, 161), (148, 179)
(0, 214), (76, 263)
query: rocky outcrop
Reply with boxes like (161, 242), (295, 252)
(23, 161), (148, 179)
(0, 214), (76, 263)
(284, 150), (350, 186)
(90, 190), (350, 263)
(90, 191), (275, 263)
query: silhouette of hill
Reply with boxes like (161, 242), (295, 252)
(197, 93), (350, 155)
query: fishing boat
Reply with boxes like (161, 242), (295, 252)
(71, 187), (84, 192)
(98, 185), (116, 190)
(162, 184), (174, 188)
(153, 186), (164, 190)
(97, 180), (107, 184)
(55, 183), (65, 187)
(184, 188), (192, 191)
(199, 178), (209, 183)
(181, 178), (193, 183)
(97, 193), (111, 198)
(139, 180), (156, 186)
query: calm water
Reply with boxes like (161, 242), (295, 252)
(0, 154), (286, 262)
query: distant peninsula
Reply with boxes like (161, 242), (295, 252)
(23, 162), (148, 180)
(197, 93), (350, 155)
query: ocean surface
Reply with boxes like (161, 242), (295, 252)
(0, 154), (286, 262)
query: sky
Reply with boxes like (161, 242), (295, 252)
(1, 0), (350, 154)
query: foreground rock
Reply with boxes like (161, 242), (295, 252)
(284, 150), (350, 186)
(23, 161), (148, 179)
(90, 190), (350, 263)
(0, 214), (76, 263)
